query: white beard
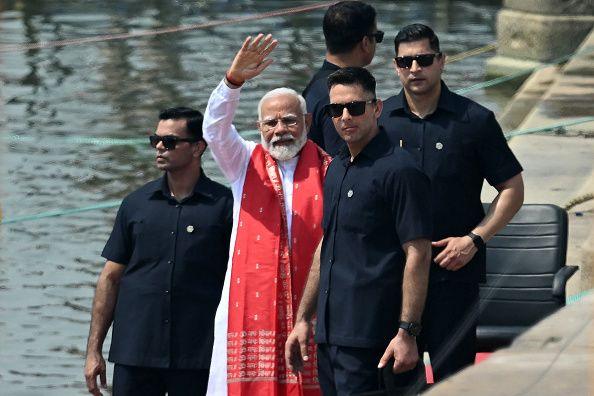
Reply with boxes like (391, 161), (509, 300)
(262, 130), (307, 161)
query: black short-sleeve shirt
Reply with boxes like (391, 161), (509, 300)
(315, 129), (432, 348)
(102, 173), (233, 369)
(303, 60), (346, 156)
(379, 82), (523, 284)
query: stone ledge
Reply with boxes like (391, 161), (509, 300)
(504, 0), (594, 15)
(425, 295), (594, 395)
(495, 9), (594, 62)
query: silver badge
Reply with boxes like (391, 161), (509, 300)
(186, 225), (195, 233)
(436, 142), (443, 150)
(347, 190), (354, 198)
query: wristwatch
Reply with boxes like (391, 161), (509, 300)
(467, 231), (485, 250)
(399, 321), (422, 337)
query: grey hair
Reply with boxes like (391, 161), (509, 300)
(257, 87), (307, 120)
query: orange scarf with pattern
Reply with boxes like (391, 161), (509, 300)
(227, 140), (330, 396)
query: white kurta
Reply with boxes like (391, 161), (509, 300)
(203, 80), (298, 396)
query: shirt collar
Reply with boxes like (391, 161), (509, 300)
(321, 60), (341, 72)
(149, 172), (215, 201)
(389, 80), (463, 116)
(338, 127), (393, 163)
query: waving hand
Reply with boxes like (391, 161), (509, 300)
(226, 33), (278, 85)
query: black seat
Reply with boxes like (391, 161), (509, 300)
(476, 204), (578, 351)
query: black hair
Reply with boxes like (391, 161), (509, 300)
(394, 23), (440, 56)
(327, 67), (376, 98)
(158, 107), (204, 141)
(323, 1), (376, 55)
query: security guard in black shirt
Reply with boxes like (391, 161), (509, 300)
(380, 24), (524, 383)
(303, 1), (383, 156)
(84, 107), (232, 396)
(287, 67), (432, 395)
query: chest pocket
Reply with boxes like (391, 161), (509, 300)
(427, 129), (471, 181)
(338, 179), (383, 234)
(131, 218), (167, 262)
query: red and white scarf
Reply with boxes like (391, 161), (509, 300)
(226, 140), (330, 396)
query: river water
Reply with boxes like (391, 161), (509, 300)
(1, 1), (509, 394)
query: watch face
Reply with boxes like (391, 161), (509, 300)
(410, 323), (421, 336)
(400, 321), (422, 337)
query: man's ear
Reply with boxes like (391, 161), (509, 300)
(361, 35), (373, 55)
(374, 99), (383, 119)
(304, 113), (313, 132)
(392, 58), (400, 76)
(193, 140), (207, 158)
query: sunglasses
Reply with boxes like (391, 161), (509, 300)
(257, 115), (300, 131)
(149, 134), (200, 150)
(395, 53), (442, 68)
(325, 100), (376, 118)
(367, 30), (384, 43)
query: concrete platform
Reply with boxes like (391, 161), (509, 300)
(425, 294), (594, 395)
(482, 27), (594, 296)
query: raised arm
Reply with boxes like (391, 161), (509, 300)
(203, 34), (278, 183)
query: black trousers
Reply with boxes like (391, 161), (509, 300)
(418, 280), (479, 383)
(317, 343), (425, 396)
(113, 364), (209, 396)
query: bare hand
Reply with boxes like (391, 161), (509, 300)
(378, 330), (419, 374)
(227, 33), (278, 84)
(84, 351), (107, 396)
(285, 320), (312, 375)
(432, 236), (477, 271)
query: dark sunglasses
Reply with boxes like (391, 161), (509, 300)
(325, 100), (376, 118)
(367, 30), (384, 43)
(395, 52), (442, 68)
(149, 134), (200, 150)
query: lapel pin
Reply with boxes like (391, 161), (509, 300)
(186, 225), (195, 233)
(436, 142), (443, 150)
(347, 190), (354, 198)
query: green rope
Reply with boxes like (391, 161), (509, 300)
(3, 44), (594, 225)
(2, 131), (260, 146)
(567, 289), (593, 305)
(504, 116), (594, 139)
(5, 135), (148, 146)
(2, 116), (592, 226)
(454, 50), (580, 95)
(1, 200), (121, 225)
(455, 67), (537, 95)
(5, 48), (594, 147)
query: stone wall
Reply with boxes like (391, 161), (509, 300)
(486, 0), (594, 76)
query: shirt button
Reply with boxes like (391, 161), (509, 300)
(164, 290), (170, 295)
(164, 319), (169, 324)
(170, 231), (175, 235)
(176, 204), (181, 208)
(324, 289), (328, 294)
(168, 260), (173, 264)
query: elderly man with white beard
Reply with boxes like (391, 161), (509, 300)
(203, 34), (330, 396)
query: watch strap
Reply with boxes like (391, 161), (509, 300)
(467, 231), (485, 250)
(399, 321), (422, 337)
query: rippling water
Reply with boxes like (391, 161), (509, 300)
(1, 1), (509, 394)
